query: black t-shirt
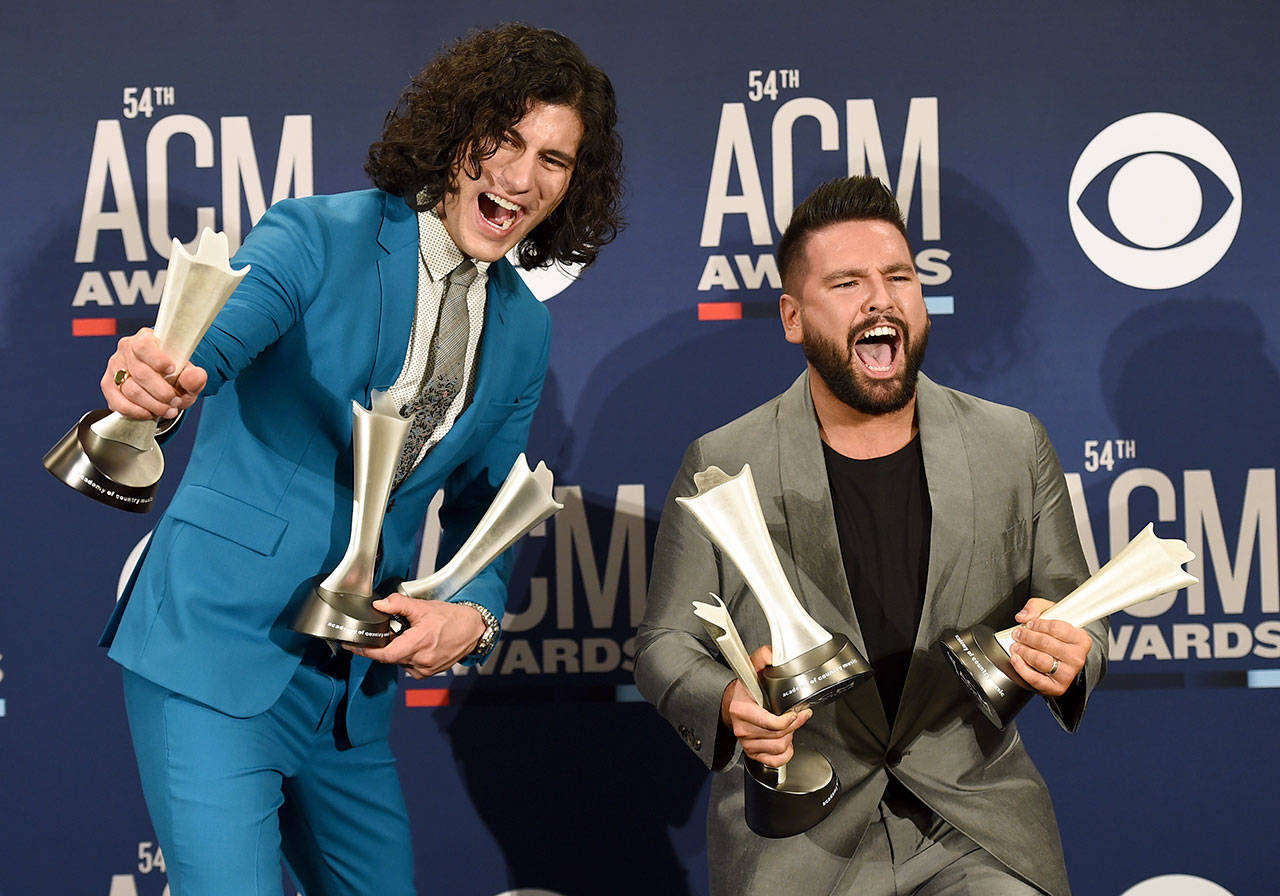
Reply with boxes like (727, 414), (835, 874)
(822, 435), (931, 726)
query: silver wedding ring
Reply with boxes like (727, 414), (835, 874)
(1047, 658), (1060, 676)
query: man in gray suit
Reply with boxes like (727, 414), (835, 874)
(634, 176), (1106, 895)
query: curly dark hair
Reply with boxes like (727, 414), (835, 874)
(366, 23), (624, 270)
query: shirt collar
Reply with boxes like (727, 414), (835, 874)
(417, 208), (492, 283)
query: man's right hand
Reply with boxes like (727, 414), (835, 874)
(720, 644), (813, 767)
(102, 328), (207, 420)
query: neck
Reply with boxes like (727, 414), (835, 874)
(808, 366), (918, 459)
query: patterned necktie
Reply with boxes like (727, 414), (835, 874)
(393, 259), (477, 487)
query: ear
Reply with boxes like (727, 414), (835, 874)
(779, 292), (803, 345)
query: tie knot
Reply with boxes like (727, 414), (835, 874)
(447, 259), (478, 289)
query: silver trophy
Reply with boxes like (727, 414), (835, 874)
(941, 522), (1198, 729)
(44, 230), (249, 512)
(679, 464), (872, 838)
(293, 439), (563, 647)
(389, 454), (562, 603)
(291, 391), (411, 646)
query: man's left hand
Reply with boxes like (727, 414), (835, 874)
(1008, 597), (1092, 698)
(347, 595), (486, 679)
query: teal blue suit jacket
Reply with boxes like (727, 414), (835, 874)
(102, 189), (551, 741)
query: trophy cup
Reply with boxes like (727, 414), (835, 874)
(291, 391), (411, 647)
(388, 454), (562, 604)
(940, 522), (1198, 729)
(44, 230), (249, 512)
(293, 443), (563, 647)
(679, 464), (873, 838)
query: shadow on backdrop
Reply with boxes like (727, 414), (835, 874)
(918, 168), (1037, 403)
(1101, 297), (1280, 471)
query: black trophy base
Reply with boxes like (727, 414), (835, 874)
(759, 633), (873, 715)
(43, 409), (161, 513)
(744, 747), (841, 838)
(291, 584), (400, 647)
(939, 625), (1034, 730)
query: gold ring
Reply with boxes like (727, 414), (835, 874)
(1047, 658), (1060, 676)
(113, 369), (130, 387)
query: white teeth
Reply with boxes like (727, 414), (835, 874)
(861, 325), (898, 339)
(484, 192), (521, 212)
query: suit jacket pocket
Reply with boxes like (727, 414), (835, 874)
(467, 398), (527, 446)
(980, 518), (1029, 571)
(968, 518), (1032, 616)
(998, 519), (1029, 557)
(166, 485), (289, 556)
(476, 398), (520, 424)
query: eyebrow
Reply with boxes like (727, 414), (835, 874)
(542, 148), (578, 167)
(822, 261), (915, 282)
(507, 124), (578, 168)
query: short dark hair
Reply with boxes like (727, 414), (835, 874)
(365, 23), (624, 269)
(776, 176), (910, 289)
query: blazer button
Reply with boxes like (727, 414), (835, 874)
(884, 749), (903, 767)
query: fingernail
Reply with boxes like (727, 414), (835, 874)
(163, 408), (178, 419)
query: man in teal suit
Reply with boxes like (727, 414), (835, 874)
(97, 24), (623, 896)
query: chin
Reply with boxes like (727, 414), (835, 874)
(459, 232), (518, 263)
(469, 245), (511, 263)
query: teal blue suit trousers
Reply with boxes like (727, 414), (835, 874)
(123, 660), (414, 896)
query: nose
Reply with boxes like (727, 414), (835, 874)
(860, 276), (896, 315)
(494, 148), (535, 196)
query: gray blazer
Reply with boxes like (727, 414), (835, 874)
(634, 372), (1107, 896)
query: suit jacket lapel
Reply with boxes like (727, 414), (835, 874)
(775, 373), (890, 738)
(370, 192), (419, 394)
(892, 374), (977, 739)
(913, 374), (978, 646)
(464, 259), (516, 417)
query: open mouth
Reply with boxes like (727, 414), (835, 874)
(478, 191), (522, 232)
(852, 324), (901, 374)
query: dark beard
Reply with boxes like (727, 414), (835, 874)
(803, 316), (929, 415)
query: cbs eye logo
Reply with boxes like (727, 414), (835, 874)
(510, 253), (582, 303)
(1121, 875), (1234, 896)
(1068, 112), (1241, 290)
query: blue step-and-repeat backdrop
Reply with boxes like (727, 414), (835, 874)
(2, 2), (1277, 894)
